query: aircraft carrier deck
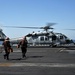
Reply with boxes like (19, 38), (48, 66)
(0, 45), (75, 75)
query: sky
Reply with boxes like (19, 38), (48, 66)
(0, 0), (75, 39)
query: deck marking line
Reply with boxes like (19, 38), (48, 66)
(0, 63), (75, 67)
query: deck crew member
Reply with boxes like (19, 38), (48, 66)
(17, 36), (28, 58)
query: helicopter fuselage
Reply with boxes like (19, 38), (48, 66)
(25, 31), (73, 47)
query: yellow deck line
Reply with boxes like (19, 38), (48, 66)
(0, 63), (13, 67)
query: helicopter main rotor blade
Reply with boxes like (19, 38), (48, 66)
(2, 26), (41, 29)
(64, 29), (75, 30)
(2, 25), (54, 29)
(2, 22), (56, 30)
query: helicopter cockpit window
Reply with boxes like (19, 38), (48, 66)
(40, 37), (44, 41)
(60, 36), (63, 39)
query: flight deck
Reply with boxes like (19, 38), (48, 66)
(0, 46), (75, 75)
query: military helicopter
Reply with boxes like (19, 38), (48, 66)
(0, 28), (6, 45)
(2, 23), (74, 47)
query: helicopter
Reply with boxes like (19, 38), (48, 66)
(1, 23), (74, 47)
(0, 28), (6, 44)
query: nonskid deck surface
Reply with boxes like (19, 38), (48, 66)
(0, 47), (75, 75)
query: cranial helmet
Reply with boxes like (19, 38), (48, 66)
(5, 37), (9, 40)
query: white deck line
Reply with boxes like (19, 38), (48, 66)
(0, 63), (75, 67)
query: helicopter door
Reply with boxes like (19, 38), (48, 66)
(40, 36), (45, 44)
(52, 35), (56, 41)
(44, 36), (49, 44)
(52, 35), (57, 46)
(39, 36), (49, 45)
